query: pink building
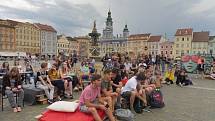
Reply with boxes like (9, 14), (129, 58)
(160, 41), (174, 58)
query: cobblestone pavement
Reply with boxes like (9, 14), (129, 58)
(1, 77), (215, 121)
(0, 60), (215, 121)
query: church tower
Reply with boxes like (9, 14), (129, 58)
(123, 24), (129, 38)
(102, 10), (113, 39)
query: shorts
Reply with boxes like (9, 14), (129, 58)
(121, 91), (132, 100)
(79, 99), (99, 113)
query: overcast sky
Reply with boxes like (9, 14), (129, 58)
(0, 0), (215, 39)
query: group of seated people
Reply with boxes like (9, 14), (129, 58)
(1, 59), (81, 112)
(79, 63), (164, 121)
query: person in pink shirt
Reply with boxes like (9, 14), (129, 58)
(79, 74), (116, 121)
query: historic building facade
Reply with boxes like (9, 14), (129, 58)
(57, 35), (70, 55)
(34, 23), (57, 56)
(74, 36), (90, 59)
(209, 36), (215, 55)
(173, 28), (193, 58)
(160, 41), (174, 58)
(0, 19), (16, 52)
(192, 31), (209, 55)
(148, 35), (166, 56)
(99, 10), (129, 56)
(127, 33), (150, 57)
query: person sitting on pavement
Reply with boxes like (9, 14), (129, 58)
(59, 62), (73, 99)
(48, 63), (65, 101)
(101, 69), (118, 112)
(164, 68), (175, 85)
(3, 67), (24, 112)
(176, 69), (193, 86)
(79, 74), (117, 121)
(121, 72), (150, 113)
(37, 62), (55, 104)
(153, 71), (163, 89)
(210, 61), (215, 80)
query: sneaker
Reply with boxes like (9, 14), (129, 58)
(13, 108), (18, 113)
(17, 107), (22, 112)
(48, 99), (54, 104)
(143, 106), (151, 113)
(73, 87), (79, 91)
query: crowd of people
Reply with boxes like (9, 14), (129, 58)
(0, 52), (214, 121)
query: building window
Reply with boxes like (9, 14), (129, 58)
(161, 46), (163, 48)
(177, 38), (179, 41)
(165, 51), (167, 54)
(181, 44), (184, 47)
(187, 50), (189, 54)
(187, 38), (189, 41)
(166, 46), (168, 48)
(182, 38), (184, 41)
(176, 44), (179, 48)
(170, 51), (172, 54)
(181, 50), (184, 54)
(176, 50), (179, 54)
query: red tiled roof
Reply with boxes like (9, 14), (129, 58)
(193, 31), (209, 42)
(175, 28), (193, 36)
(148, 35), (161, 42)
(34, 23), (57, 32)
(129, 33), (151, 38)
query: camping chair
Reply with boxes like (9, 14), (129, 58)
(0, 77), (24, 111)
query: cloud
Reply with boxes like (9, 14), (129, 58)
(0, 0), (215, 37)
(0, 0), (104, 36)
(188, 0), (215, 14)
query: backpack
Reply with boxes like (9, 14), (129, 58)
(149, 89), (165, 108)
(114, 109), (134, 121)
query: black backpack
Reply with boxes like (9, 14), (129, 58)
(149, 89), (165, 108)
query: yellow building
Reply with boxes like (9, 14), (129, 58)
(173, 28), (193, 59)
(74, 36), (90, 59)
(192, 32), (209, 55)
(0, 19), (16, 52)
(6, 20), (41, 54)
(66, 36), (80, 56)
(57, 35), (70, 55)
(128, 34), (150, 58)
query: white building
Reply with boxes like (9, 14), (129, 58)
(148, 35), (166, 56)
(209, 36), (215, 55)
(34, 23), (57, 56)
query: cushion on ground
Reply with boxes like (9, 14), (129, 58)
(39, 109), (106, 121)
(47, 101), (79, 112)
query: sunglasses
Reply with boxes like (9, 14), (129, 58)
(182, 55), (199, 63)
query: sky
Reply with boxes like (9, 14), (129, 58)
(0, 0), (215, 39)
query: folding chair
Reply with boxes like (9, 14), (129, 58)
(1, 84), (24, 111)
